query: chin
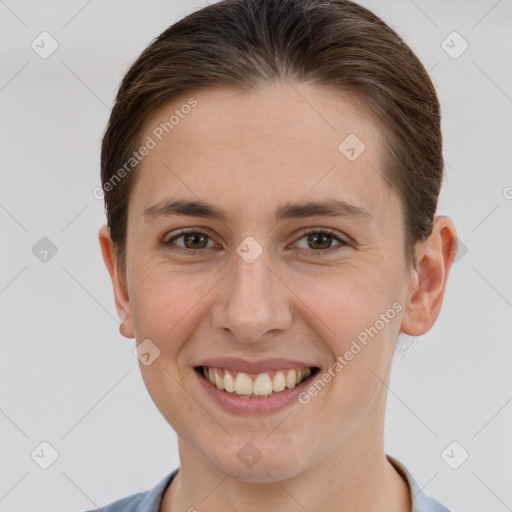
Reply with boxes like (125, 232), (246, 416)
(205, 437), (310, 483)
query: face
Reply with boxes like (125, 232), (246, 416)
(102, 82), (420, 481)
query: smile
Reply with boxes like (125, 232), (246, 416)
(197, 366), (320, 398)
(193, 357), (322, 414)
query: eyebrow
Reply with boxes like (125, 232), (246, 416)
(142, 198), (372, 223)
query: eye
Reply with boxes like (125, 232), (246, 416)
(292, 228), (348, 254)
(162, 227), (348, 255)
(162, 229), (218, 254)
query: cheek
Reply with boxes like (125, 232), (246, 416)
(138, 361), (197, 443)
(287, 264), (396, 334)
(130, 267), (204, 428)
(129, 264), (212, 352)
(128, 261), (240, 398)
(286, 265), (402, 392)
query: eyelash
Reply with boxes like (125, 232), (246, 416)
(162, 228), (348, 255)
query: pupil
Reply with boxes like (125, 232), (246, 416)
(310, 233), (330, 250)
(186, 233), (207, 249)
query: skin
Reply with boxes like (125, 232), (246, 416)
(98, 82), (457, 512)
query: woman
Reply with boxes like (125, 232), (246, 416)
(93, 0), (457, 510)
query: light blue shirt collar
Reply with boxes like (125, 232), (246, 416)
(387, 455), (451, 512)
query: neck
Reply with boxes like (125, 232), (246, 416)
(160, 433), (411, 512)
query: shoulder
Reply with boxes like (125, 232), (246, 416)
(386, 455), (452, 512)
(82, 468), (178, 512)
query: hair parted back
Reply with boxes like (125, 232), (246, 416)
(101, 0), (443, 275)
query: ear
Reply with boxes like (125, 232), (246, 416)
(401, 216), (458, 336)
(98, 224), (134, 338)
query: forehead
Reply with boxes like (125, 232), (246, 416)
(129, 82), (398, 227)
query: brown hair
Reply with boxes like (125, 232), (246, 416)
(101, 0), (443, 275)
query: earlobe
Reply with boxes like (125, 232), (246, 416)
(98, 225), (135, 338)
(400, 216), (458, 337)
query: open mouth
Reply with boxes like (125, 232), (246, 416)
(195, 365), (321, 398)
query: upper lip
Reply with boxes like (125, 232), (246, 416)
(195, 357), (319, 374)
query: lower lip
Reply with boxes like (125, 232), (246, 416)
(195, 368), (316, 415)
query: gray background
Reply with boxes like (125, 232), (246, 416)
(1, 0), (511, 511)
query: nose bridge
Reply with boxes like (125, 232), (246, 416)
(213, 246), (291, 342)
(232, 250), (272, 308)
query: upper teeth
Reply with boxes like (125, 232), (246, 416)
(203, 367), (312, 397)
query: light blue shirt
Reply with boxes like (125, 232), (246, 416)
(85, 455), (451, 511)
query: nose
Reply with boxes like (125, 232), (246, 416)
(211, 248), (293, 344)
